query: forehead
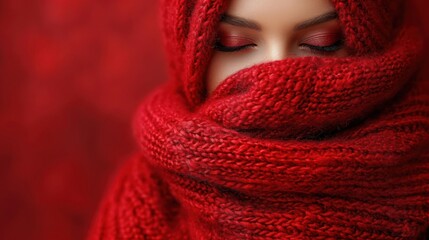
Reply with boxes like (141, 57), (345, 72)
(225, 0), (336, 29)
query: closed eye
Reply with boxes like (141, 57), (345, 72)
(299, 32), (344, 54)
(299, 40), (343, 53)
(214, 35), (257, 52)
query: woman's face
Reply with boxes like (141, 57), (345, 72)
(206, 0), (348, 95)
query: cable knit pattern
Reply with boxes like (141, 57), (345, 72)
(88, 0), (429, 239)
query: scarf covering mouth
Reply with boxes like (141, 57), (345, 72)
(88, 0), (429, 239)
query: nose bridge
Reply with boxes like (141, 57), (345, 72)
(265, 36), (289, 61)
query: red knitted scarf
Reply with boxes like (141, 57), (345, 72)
(89, 0), (429, 239)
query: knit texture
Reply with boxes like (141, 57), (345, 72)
(88, 0), (429, 239)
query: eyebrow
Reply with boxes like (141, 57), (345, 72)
(220, 11), (338, 31)
(294, 11), (338, 30)
(220, 14), (261, 30)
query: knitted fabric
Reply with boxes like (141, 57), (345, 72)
(88, 0), (429, 239)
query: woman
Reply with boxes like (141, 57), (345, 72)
(88, 0), (429, 239)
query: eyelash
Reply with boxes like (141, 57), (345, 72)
(214, 38), (256, 52)
(214, 38), (344, 53)
(214, 44), (255, 52)
(299, 39), (344, 53)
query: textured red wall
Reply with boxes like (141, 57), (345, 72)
(0, 0), (428, 240)
(0, 0), (166, 239)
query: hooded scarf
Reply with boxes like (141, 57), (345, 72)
(88, 0), (429, 239)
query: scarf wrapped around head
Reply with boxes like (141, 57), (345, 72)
(89, 0), (429, 239)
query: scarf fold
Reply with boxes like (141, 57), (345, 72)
(88, 0), (429, 239)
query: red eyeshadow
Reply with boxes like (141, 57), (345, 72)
(217, 32), (254, 48)
(301, 32), (341, 47)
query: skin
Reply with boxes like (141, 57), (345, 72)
(206, 0), (349, 95)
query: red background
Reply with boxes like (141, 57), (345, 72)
(1, 0), (165, 239)
(1, 1), (428, 239)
